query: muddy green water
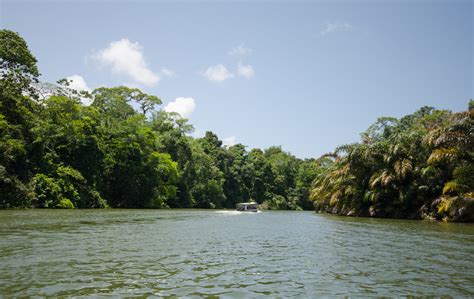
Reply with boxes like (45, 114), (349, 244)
(0, 210), (473, 297)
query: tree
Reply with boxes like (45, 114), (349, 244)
(311, 104), (473, 221)
(190, 141), (226, 208)
(223, 144), (252, 207)
(0, 29), (39, 96)
(92, 86), (161, 118)
(0, 30), (41, 207)
(99, 114), (177, 208)
(151, 111), (195, 207)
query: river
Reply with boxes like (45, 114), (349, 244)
(0, 209), (473, 297)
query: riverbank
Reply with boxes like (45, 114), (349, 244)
(314, 195), (474, 223)
(4, 196), (474, 223)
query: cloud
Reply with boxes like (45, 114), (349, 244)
(203, 64), (234, 82)
(229, 44), (253, 56)
(237, 61), (254, 78)
(161, 67), (176, 77)
(66, 75), (90, 92)
(190, 129), (204, 138)
(66, 75), (92, 105)
(222, 136), (236, 147)
(94, 38), (159, 86)
(321, 22), (353, 36)
(164, 97), (196, 118)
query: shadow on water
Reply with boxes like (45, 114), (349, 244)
(316, 212), (474, 234)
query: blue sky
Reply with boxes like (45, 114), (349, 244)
(1, 0), (472, 158)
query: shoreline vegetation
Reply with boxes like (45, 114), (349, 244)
(1, 30), (473, 222)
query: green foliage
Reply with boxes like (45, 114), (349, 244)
(189, 141), (226, 208)
(266, 194), (288, 210)
(311, 104), (474, 222)
(92, 86), (161, 119)
(145, 152), (179, 208)
(0, 165), (33, 208)
(32, 166), (107, 208)
(33, 173), (63, 208)
(0, 30), (40, 208)
(57, 198), (75, 209)
(452, 163), (474, 192)
(0, 30), (39, 76)
(0, 30), (41, 104)
(435, 196), (474, 222)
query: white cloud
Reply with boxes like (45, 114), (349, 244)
(66, 75), (90, 92)
(190, 129), (204, 138)
(161, 67), (176, 77)
(66, 75), (92, 105)
(222, 136), (236, 147)
(94, 38), (159, 86)
(164, 97), (196, 118)
(229, 44), (253, 56)
(203, 64), (234, 82)
(237, 61), (255, 78)
(321, 22), (353, 36)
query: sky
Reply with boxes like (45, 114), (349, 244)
(1, 0), (472, 158)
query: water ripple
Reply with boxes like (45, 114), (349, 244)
(0, 210), (473, 297)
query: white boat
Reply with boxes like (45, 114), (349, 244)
(236, 202), (258, 212)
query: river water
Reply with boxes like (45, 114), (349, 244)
(0, 209), (473, 297)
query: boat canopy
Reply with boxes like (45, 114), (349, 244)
(237, 202), (257, 205)
(236, 202), (258, 211)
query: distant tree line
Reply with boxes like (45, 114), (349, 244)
(1, 30), (472, 221)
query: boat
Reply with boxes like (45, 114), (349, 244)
(236, 202), (258, 212)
